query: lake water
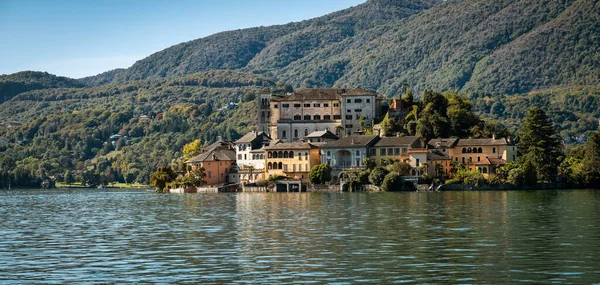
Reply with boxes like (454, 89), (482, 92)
(0, 189), (599, 284)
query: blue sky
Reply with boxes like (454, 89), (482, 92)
(0, 0), (365, 78)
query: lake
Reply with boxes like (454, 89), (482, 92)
(1, 189), (599, 284)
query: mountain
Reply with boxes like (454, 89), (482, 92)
(0, 71), (86, 104)
(82, 0), (600, 96)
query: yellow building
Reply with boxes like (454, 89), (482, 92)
(427, 137), (517, 177)
(263, 141), (321, 181)
(371, 136), (427, 168)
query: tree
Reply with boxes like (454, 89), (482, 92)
(580, 130), (600, 187)
(150, 166), (177, 193)
(369, 166), (389, 186)
(364, 158), (377, 170)
(517, 107), (563, 182)
(381, 172), (404, 191)
(389, 161), (412, 176)
(309, 164), (332, 184)
(64, 170), (74, 187)
(182, 139), (203, 161)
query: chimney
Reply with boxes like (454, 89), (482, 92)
(492, 133), (496, 140)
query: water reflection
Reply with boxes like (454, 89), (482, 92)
(0, 189), (599, 283)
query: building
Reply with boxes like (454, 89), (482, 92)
(320, 135), (380, 176)
(426, 137), (517, 177)
(370, 136), (428, 175)
(186, 140), (236, 185)
(261, 88), (384, 142)
(340, 88), (383, 135)
(231, 131), (271, 183)
(263, 141), (321, 180)
(303, 130), (339, 143)
(268, 88), (344, 142)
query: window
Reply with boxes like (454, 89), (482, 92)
(402, 148), (407, 155)
(327, 151), (331, 156)
(304, 114), (311, 120)
(387, 148), (394, 156)
(346, 115), (353, 120)
(244, 154), (247, 160)
(274, 104), (278, 108)
(347, 99), (351, 103)
(347, 109), (352, 113)
(305, 129), (309, 136)
(304, 103), (310, 107)
(294, 129), (299, 138)
(394, 148), (400, 155)
(238, 154), (242, 160)
(294, 104), (301, 108)
(313, 103), (320, 107)
(370, 149), (376, 156)
(323, 114), (331, 120)
(493, 147), (496, 153)
(380, 148), (386, 156)
(366, 99), (370, 103)
(294, 114), (301, 120)
(356, 150), (360, 156)
(324, 103), (329, 107)
(282, 104), (289, 108)
(477, 157), (480, 162)
(345, 124), (353, 128)
(333, 114), (341, 120)
(282, 130), (287, 138)
(314, 114), (321, 120)
(354, 99), (362, 103)
(355, 109), (362, 112)
(416, 159), (420, 166)
(333, 103), (340, 107)
(355, 114), (361, 120)
(208, 171), (212, 178)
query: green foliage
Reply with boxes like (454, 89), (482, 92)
(381, 172), (404, 192)
(446, 169), (486, 187)
(64, 170), (74, 186)
(150, 166), (178, 192)
(368, 166), (389, 187)
(309, 164), (332, 185)
(267, 175), (287, 182)
(388, 161), (412, 176)
(0, 71), (85, 104)
(363, 157), (377, 170)
(517, 107), (563, 182)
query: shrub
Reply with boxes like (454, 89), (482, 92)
(309, 164), (332, 184)
(381, 172), (404, 191)
(369, 166), (389, 186)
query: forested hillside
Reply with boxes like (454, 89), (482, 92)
(0, 71), (86, 103)
(82, 0), (600, 97)
(1, 0), (599, 188)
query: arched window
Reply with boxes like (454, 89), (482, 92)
(267, 162), (272, 169)
(467, 148), (472, 153)
(482, 167), (488, 174)
(294, 114), (301, 120)
(314, 128), (319, 132)
(304, 114), (311, 120)
(278, 151), (283, 158)
(356, 150), (360, 156)
(305, 129), (309, 136)
(268, 152), (272, 158)
(278, 162), (283, 169)
(323, 114), (331, 120)
(289, 152), (294, 158)
(462, 148), (467, 153)
(283, 151), (288, 158)
(492, 147), (496, 154)
(272, 151), (277, 158)
(478, 147), (483, 153)
(313, 114), (321, 120)
(294, 129), (299, 138)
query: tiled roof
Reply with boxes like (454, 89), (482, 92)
(263, 141), (317, 150)
(235, 131), (270, 144)
(305, 130), (338, 140)
(186, 149), (236, 163)
(271, 88), (378, 102)
(427, 138), (459, 149)
(374, 136), (423, 148)
(203, 140), (232, 152)
(488, 158), (507, 165)
(456, 138), (508, 146)
(428, 151), (451, 160)
(321, 135), (380, 148)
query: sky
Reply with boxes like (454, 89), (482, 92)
(0, 0), (365, 78)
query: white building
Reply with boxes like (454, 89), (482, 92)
(231, 131), (271, 183)
(340, 88), (383, 135)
